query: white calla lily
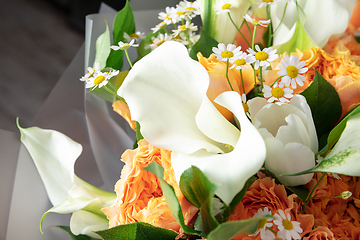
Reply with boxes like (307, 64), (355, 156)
(118, 41), (266, 205)
(270, 0), (356, 53)
(248, 95), (318, 186)
(198, 0), (251, 45)
(18, 122), (115, 238)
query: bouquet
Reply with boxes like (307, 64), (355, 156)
(18, 0), (360, 239)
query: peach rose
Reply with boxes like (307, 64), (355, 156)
(303, 226), (335, 240)
(198, 53), (257, 120)
(228, 175), (313, 239)
(102, 139), (198, 232)
(305, 173), (360, 239)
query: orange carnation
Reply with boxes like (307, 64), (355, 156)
(228, 175), (313, 239)
(112, 100), (137, 130)
(305, 173), (360, 239)
(102, 139), (197, 232)
(303, 226), (335, 240)
(198, 53), (257, 120)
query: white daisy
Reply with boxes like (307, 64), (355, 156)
(80, 62), (100, 82)
(247, 45), (278, 70)
(262, 83), (293, 104)
(212, 43), (242, 62)
(229, 52), (255, 70)
(85, 69), (119, 89)
(214, 1), (232, 15)
(176, 0), (202, 20)
(274, 210), (303, 240)
(151, 21), (166, 33)
(123, 31), (145, 43)
(249, 207), (275, 240)
(256, 0), (281, 8)
(148, 33), (173, 50)
(158, 6), (179, 25)
(244, 14), (271, 27)
(110, 39), (139, 51)
(278, 55), (308, 89)
(172, 21), (198, 37)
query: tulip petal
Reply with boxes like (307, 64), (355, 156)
(172, 91), (266, 205)
(315, 112), (360, 176)
(18, 123), (82, 206)
(118, 41), (224, 154)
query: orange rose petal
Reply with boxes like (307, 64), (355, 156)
(303, 226), (334, 240)
(112, 100), (137, 130)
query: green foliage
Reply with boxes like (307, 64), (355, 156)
(189, 27), (219, 61)
(56, 226), (97, 240)
(206, 217), (269, 240)
(144, 162), (201, 236)
(96, 222), (178, 240)
(301, 70), (342, 149)
(94, 20), (111, 69)
(180, 166), (219, 235)
(106, 0), (135, 70)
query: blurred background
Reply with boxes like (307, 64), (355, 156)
(0, 0), (181, 133)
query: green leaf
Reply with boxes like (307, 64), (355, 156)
(96, 222), (178, 240)
(106, 0), (135, 70)
(189, 27), (218, 61)
(301, 70), (342, 150)
(207, 217), (269, 240)
(94, 20), (111, 69)
(273, 20), (316, 54)
(144, 162), (201, 236)
(56, 226), (97, 240)
(180, 166), (219, 235)
(215, 176), (256, 223)
(355, 36), (360, 44)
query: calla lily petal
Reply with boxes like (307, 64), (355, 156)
(18, 122), (115, 236)
(315, 112), (360, 176)
(172, 91), (266, 205)
(118, 41), (226, 155)
(70, 210), (109, 239)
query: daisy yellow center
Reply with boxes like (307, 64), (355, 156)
(94, 75), (106, 85)
(258, 218), (267, 229)
(282, 219), (294, 230)
(242, 102), (249, 113)
(221, 51), (234, 58)
(286, 66), (299, 78)
(130, 33), (139, 38)
(252, 20), (260, 25)
(263, 0), (274, 2)
(166, 14), (171, 20)
(177, 11), (186, 15)
(222, 3), (232, 9)
(271, 87), (284, 98)
(274, 238), (283, 240)
(255, 51), (268, 61)
(179, 24), (186, 30)
(234, 58), (246, 66)
(157, 40), (165, 46)
(186, 7), (196, 11)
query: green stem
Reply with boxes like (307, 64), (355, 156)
(259, 66), (263, 92)
(124, 49), (133, 68)
(303, 172), (327, 213)
(311, 195), (343, 199)
(251, 25), (258, 50)
(226, 59), (234, 91)
(270, 75), (283, 87)
(227, 12), (251, 48)
(266, 5), (272, 47)
(240, 68), (245, 94)
(266, 227), (277, 235)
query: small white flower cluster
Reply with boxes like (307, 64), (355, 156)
(80, 62), (119, 90)
(250, 208), (303, 240)
(149, 0), (202, 51)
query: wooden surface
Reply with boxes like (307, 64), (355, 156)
(0, 0), (84, 133)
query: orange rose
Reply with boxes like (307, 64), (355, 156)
(102, 139), (198, 232)
(303, 226), (334, 240)
(198, 53), (257, 120)
(228, 175), (313, 239)
(305, 173), (360, 239)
